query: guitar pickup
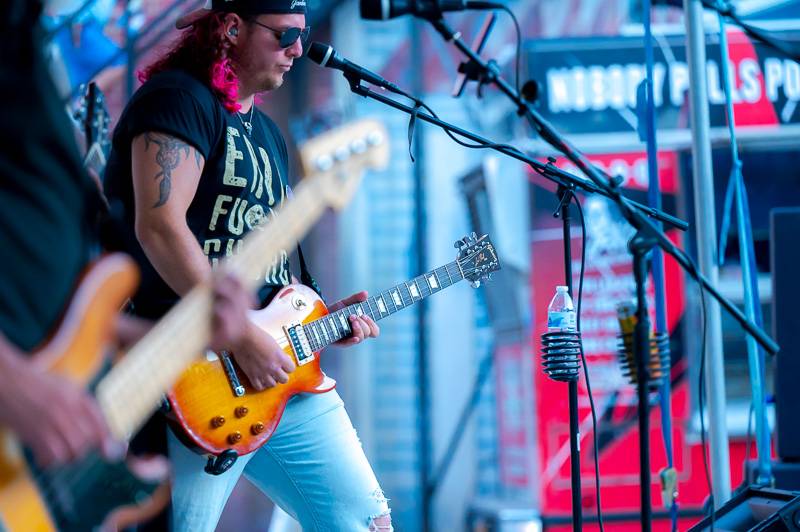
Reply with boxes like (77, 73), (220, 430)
(284, 322), (314, 366)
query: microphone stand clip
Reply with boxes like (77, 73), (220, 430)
(455, 56), (499, 99)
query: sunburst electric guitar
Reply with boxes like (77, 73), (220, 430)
(167, 233), (500, 460)
(0, 118), (389, 531)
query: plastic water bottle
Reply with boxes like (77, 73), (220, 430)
(547, 286), (577, 332)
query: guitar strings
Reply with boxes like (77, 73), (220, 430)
(31, 451), (108, 520)
(303, 260), (468, 351)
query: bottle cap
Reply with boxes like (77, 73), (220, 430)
(556, 285), (568, 292)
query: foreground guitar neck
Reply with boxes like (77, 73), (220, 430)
(94, 117), (389, 442)
(303, 261), (464, 350)
(95, 176), (329, 441)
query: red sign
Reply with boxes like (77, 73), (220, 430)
(526, 152), (726, 528)
(547, 151), (680, 194)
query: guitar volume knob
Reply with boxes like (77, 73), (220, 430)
(227, 432), (243, 444)
(235, 406), (249, 418)
(210, 416), (225, 428)
(251, 422), (265, 435)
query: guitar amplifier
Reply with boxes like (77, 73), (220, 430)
(771, 208), (800, 462)
(687, 487), (800, 531)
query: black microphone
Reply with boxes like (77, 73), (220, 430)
(360, 0), (502, 20)
(307, 42), (402, 93)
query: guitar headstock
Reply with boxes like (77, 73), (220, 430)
(297, 118), (389, 210)
(75, 82), (111, 175)
(455, 233), (500, 288)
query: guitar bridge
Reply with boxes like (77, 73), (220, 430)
(284, 322), (314, 366)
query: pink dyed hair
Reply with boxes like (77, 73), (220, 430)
(138, 12), (241, 112)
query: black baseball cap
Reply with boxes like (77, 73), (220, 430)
(176, 0), (307, 29)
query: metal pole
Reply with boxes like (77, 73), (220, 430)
(631, 238), (654, 532)
(559, 188), (583, 532)
(682, 0), (732, 506)
(410, 19), (432, 532)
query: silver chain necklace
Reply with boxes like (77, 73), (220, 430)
(237, 102), (255, 136)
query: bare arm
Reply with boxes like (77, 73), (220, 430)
(0, 334), (114, 466)
(130, 132), (294, 389)
(131, 132), (210, 296)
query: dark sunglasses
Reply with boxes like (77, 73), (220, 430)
(247, 19), (310, 48)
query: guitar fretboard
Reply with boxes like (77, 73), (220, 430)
(302, 261), (464, 351)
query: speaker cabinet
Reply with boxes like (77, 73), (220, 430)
(688, 487), (800, 531)
(771, 208), (800, 461)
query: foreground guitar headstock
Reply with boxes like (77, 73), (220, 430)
(297, 118), (389, 210)
(75, 82), (111, 175)
(455, 233), (500, 288)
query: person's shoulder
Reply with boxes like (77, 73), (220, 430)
(137, 70), (217, 107)
(116, 69), (225, 154)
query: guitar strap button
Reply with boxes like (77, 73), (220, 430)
(204, 449), (239, 476)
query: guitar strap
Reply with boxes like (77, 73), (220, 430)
(296, 243), (322, 298)
(285, 184), (322, 298)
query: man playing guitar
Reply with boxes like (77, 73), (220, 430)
(102, 0), (392, 530)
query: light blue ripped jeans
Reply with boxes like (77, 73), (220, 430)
(168, 390), (391, 531)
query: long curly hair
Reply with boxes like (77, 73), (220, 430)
(138, 12), (241, 113)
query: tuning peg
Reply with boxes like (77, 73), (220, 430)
(470, 280), (481, 289)
(314, 154), (334, 172)
(367, 130), (384, 146)
(334, 145), (350, 162)
(350, 138), (367, 154)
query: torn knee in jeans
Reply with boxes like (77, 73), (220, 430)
(368, 512), (393, 531)
(368, 488), (392, 531)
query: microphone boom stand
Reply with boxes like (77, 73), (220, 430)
(416, 15), (777, 350)
(419, 14), (781, 531)
(339, 71), (694, 532)
(344, 9), (782, 526)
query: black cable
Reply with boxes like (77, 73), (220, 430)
(412, 96), (526, 155)
(399, 94), (557, 183)
(573, 194), (605, 532)
(700, 0), (800, 62)
(496, 4), (522, 97)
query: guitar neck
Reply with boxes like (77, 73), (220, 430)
(302, 261), (465, 350)
(94, 176), (328, 441)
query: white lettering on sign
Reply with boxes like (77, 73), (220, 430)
(545, 57), (775, 115)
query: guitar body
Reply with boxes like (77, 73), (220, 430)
(0, 254), (169, 531)
(168, 284), (336, 456)
(166, 232), (501, 459)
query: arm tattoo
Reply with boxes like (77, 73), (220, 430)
(143, 133), (196, 208)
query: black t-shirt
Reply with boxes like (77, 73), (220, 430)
(0, 3), (102, 351)
(103, 70), (292, 319)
